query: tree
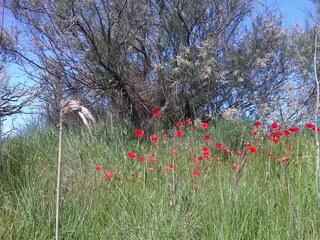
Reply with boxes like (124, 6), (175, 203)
(0, 30), (35, 134)
(1, 0), (309, 127)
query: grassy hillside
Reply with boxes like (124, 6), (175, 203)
(0, 120), (319, 239)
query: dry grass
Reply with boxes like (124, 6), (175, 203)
(56, 99), (95, 240)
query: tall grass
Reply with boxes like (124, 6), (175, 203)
(0, 120), (319, 239)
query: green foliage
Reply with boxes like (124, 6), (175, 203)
(6, 0), (313, 127)
(214, 119), (253, 149)
(0, 121), (319, 239)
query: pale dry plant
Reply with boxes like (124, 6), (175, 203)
(235, 147), (249, 184)
(55, 100), (95, 240)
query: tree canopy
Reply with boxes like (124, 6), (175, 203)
(0, 0), (318, 128)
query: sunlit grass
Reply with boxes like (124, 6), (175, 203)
(0, 120), (319, 239)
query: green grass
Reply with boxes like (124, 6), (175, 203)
(0, 121), (319, 239)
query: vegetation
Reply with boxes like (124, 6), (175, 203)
(0, 117), (319, 239)
(1, 0), (318, 127)
(1, 1), (320, 239)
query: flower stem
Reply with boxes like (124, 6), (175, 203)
(55, 109), (63, 240)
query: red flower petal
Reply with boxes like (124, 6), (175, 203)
(152, 108), (160, 116)
(249, 147), (257, 153)
(176, 130), (184, 137)
(304, 122), (315, 129)
(94, 165), (102, 170)
(253, 121), (262, 127)
(105, 171), (113, 178)
(170, 149), (177, 154)
(193, 169), (200, 176)
(134, 129), (144, 137)
(232, 163), (238, 169)
(270, 122), (280, 130)
(128, 151), (137, 159)
(204, 135), (211, 140)
(185, 119), (192, 125)
(201, 122), (209, 129)
(150, 135), (158, 141)
(201, 146), (209, 153)
(236, 150), (242, 155)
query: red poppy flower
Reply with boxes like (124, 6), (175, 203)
(270, 122), (280, 130)
(128, 151), (137, 159)
(150, 135), (158, 141)
(225, 149), (232, 154)
(162, 133), (168, 139)
(176, 130), (184, 137)
(202, 146), (209, 153)
(193, 169), (200, 176)
(251, 130), (259, 136)
(201, 122), (209, 129)
(214, 143), (222, 148)
(198, 156), (204, 161)
(204, 135), (211, 140)
(177, 122), (184, 128)
(272, 137), (279, 143)
(148, 167), (154, 171)
(94, 165), (102, 170)
(191, 161), (198, 166)
(149, 156), (157, 162)
(281, 157), (289, 162)
(139, 156), (145, 162)
(304, 122), (315, 129)
(244, 142), (251, 147)
(170, 149), (177, 155)
(268, 152), (275, 156)
(286, 145), (291, 149)
(169, 163), (176, 168)
(249, 147), (257, 153)
(283, 129), (291, 135)
(152, 108), (160, 116)
(276, 157), (289, 163)
(164, 166), (170, 171)
(105, 171), (113, 178)
(185, 119), (192, 125)
(149, 149), (153, 153)
(236, 150), (242, 155)
(134, 129), (144, 137)
(253, 121), (262, 127)
(193, 183), (199, 189)
(288, 126), (300, 132)
(232, 163), (238, 169)
(189, 153), (195, 158)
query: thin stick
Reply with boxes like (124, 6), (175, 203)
(235, 147), (248, 183)
(55, 108), (63, 240)
(54, 100), (95, 239)
(313, 30), (320, 205)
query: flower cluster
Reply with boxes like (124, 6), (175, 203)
(92, 106), (317, 189)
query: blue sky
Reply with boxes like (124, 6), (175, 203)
(276, 0), (314, 25)
(0, 0), (317, 134)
